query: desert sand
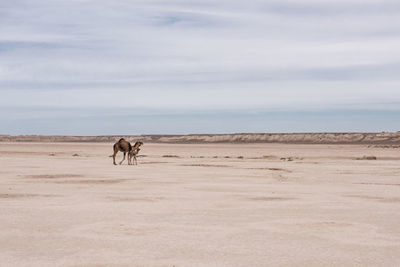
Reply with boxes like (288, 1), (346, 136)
(0, 142), (399, 266)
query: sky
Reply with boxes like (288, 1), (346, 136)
(0, 0), (399, 135)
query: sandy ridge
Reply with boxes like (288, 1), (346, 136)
(1, 132), (400, 144)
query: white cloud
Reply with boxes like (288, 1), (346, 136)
(0, 0), (399, 133)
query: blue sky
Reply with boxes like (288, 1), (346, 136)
(0, 0), (399, 135)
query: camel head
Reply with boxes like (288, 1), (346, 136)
(133, 141), (143, 149)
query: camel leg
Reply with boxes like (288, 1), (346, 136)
(128, 153), (132, 165)
(112, 151), (118, 165)
(133, 156), (137, 165)
(119, 152), (126, 165)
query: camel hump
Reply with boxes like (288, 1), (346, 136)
(118, 138), (125, 142)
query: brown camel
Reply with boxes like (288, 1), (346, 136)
(128, 147), (141, 165)
(112, 138), (143, 165)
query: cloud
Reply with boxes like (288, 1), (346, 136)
(0, 0), (399, 133)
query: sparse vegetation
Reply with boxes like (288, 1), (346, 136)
(262, 155), (276, 159)
(72, 153), (79, 157)
(162, 155), (180, 158)
(280, 157), (303, 161)
(268, 168), (285, 171)
(356, 156), (377, 160)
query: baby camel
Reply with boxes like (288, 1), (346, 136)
(128, 148), (141, 165)
(112, 138), (143, 165)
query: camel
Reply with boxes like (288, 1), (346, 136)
(112, 138), (143, 165)
(128, 147), (141, 165)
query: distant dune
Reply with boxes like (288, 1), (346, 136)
(1, 132), (400, 144)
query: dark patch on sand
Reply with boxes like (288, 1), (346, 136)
(262, 155), (279, 159)
(353, 183), (400, 186)
(248, 167), (291, 172)
(295, 221), (352, 228)
(0, 193), (59, 199)
(181, 164), (231, 168)
(248, 197), (297, 201)
(54, 179), (125, 184)
(140, 161), (169, 164)
(0, 151), (52, 155)
(248, 155), (279, 160)
(369, 145), (400, 149)
(25, 174), (84, 179)
(356, 156), (377, 160)
(280, 157), (303, 161)
(108, 196), (165, 202)
(346, 195), (400, 203)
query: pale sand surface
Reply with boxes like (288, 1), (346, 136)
(0, 142), (399, 266)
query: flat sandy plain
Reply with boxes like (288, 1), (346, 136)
(1, 142), (399, 266)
